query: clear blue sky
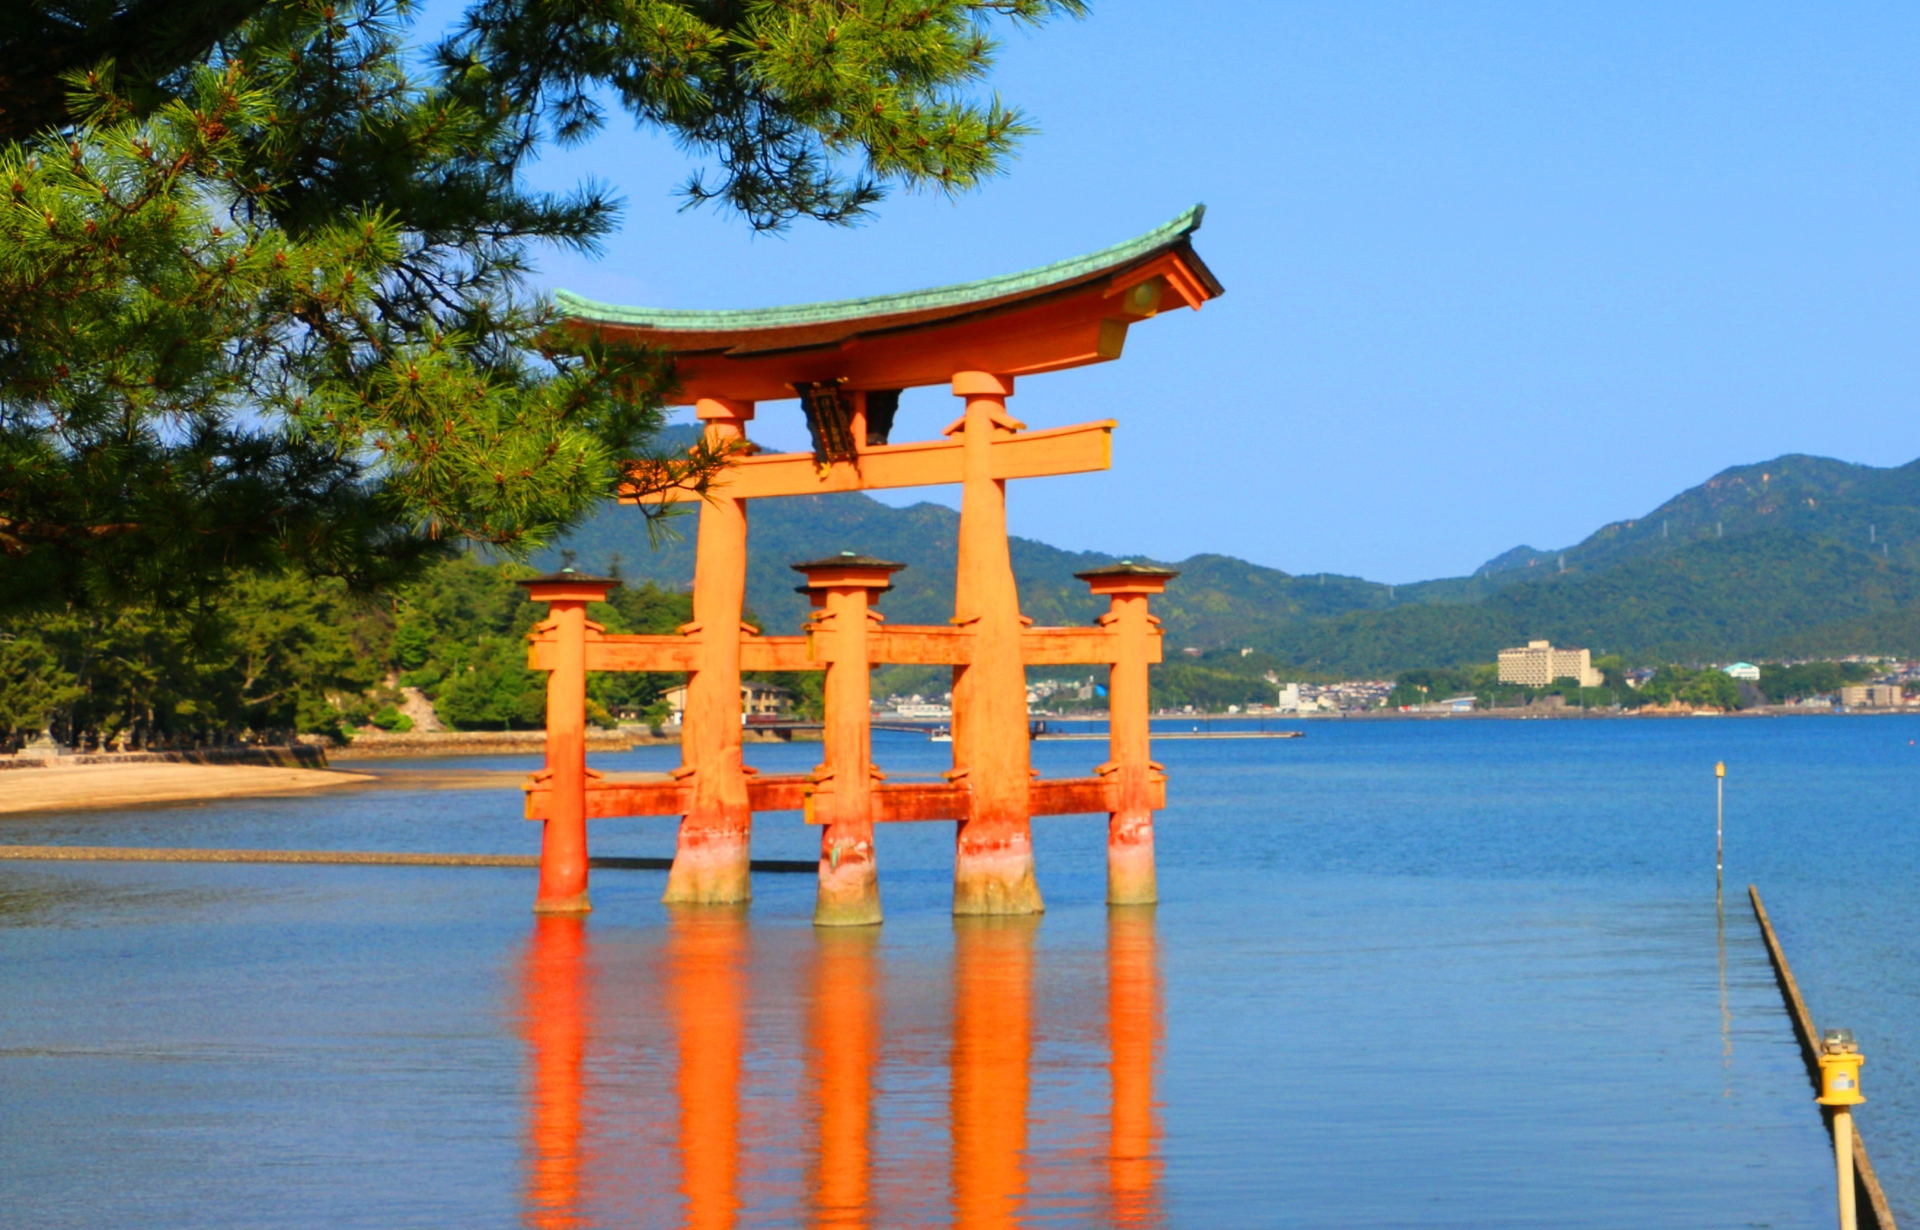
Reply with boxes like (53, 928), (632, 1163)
(505, 2), (1920, 583)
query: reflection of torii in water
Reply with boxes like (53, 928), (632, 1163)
(517, 900), (1164, 1227)
(519, 209), (1222, 919)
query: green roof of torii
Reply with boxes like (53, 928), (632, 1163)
(554, 205), (1210, 333)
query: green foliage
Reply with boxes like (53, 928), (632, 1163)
(0, 39), (691, 614)
(1757, 661), (1872, 702)
(385, 554), (698, 730)
(1633, 666), (1740, 710)
(589, 573), (694, 725)
(369, 705), (412, 731)
(0, 634), (82, 743)
(1148, 661), (1276, 711)
(435, 637), (545, 729)
(440, 0), (1086, 230)
(4, 0), (1077, 616)
(1682, 671), (1741, 710)
(0, 60), (427, 610)
(5, 0), (1083, 227)
(546, 483), (1405, 641)
(1388, 666), (1488, 708)
(872, 662), (950, 704)
(548, 478), (1920, 676)
(772, 671), (826, 722)
(5, 573), (385, 746)
(1383, 663), (1633, 711)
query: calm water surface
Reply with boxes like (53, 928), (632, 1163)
(3, 716), (1913, 1227)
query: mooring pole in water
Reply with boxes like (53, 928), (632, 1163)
(1817, 1028), (1865, 1230)
(1837, 1109), (1858, 1230)
(1714, 760), (1726, 901)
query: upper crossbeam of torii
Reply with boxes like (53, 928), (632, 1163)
(520, 208), (1221, 922)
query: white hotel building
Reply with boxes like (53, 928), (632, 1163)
(1497, 640), (1604, 688)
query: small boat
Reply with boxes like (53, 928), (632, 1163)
(929, 725), (953, 743)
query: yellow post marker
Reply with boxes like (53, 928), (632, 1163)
(1817, 1028), (1865, 1230)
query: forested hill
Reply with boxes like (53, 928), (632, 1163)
(544, 452), (1920, 673)
(542, 493), (1400, 642)
(1427, 454), (1920, 587)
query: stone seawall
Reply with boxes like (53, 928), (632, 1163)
(330, 728), (673, 759)
(0, 746), (330, 771)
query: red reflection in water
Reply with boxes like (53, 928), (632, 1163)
(809, 928), (879, 1229)
(522, 915), (591, 1230)
(1108, 907), (1163, 1228)
(952, 916), (1038, 1230)
(518, 908), (1162, 1228)
(670, 906), (749, 1230)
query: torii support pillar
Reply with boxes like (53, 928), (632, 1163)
(666, 397), (756, 905)
(520, 569), (617, 914)
(949, 372), (1042, 916)
(795, 552), (905, 926)
(1077, 563), (1178, 905)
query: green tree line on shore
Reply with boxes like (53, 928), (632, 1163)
(5, 564), (1896, 745)
(0, 554), (833, 747)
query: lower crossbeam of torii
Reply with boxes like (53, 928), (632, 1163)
(518, 207), (1222, 921)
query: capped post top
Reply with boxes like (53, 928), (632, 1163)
(1817, 1028), (1865, 1106)
(792, 550), (907, 590)
(1077, 559), (1179, 595)
(517, 567), (619, 601)
(1075, 560), (1180, 580)
(792, 550), (907, 573)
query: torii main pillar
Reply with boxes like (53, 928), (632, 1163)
(664, 397), (756, 906)
(949, 373), (1040, 914)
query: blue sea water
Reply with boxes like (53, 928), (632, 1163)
(1, 715), (1912, 1227)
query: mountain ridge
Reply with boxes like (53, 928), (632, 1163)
(542, 451), (1920, 673)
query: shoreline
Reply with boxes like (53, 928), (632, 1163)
(1038, 705), (1917, 722)
(6, 706), (1910, 816)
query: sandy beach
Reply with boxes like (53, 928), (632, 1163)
(0, 762), (376, 815)
(0, 761), (679, 816)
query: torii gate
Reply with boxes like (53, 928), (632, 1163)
(520, 207), (1221, 920)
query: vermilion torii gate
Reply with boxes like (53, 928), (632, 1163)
(519, 207), (1221, 920)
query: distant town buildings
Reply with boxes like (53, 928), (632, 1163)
(1723, 662), (1761, 682)
(1840, 684), (1903, 708)
(1395, 693), (1480, 714)
(664, 681), (792, 725)
(1269, 679), (1394, 713)
(889, 695), (953, 719)
(1497, 640), (1604, 688)
(1026, 676), (1097, 707)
